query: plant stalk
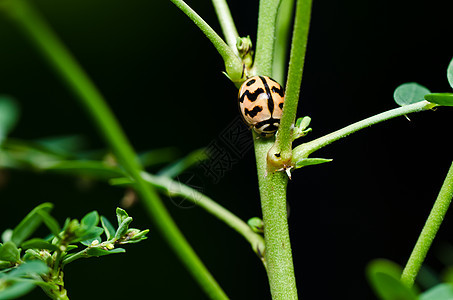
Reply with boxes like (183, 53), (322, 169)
(211, 0), (239, 54)
(401, 161), (453, 286)
(2, 1), (228, 299)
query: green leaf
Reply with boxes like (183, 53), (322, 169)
(138, 147), (180, 168)
(75, 227), (104, 243)
(424, 93), (453, 106)
(116, 208), (129, 226)
(85, 247), (125, 257)
(80, 236), (102, 247)
(157, 148), (207, 178)
(447, 57), (453, 89)
(420, 283), (453, 300)
(247, 217), (264, 233)
(0, 96), (20, 143)
(36, 210), (61, 238)
(0, 280), (37, 299)
(100, 216), (116, 241)
(81, 211), (99, 229)
(21, 238), (58, 251)
(394, 82), (431, 106)
(1, 229), (12, 243)
(294, 158), (332, 169)
(35, 135), (86, 157)
(367, 259), (418, 300)
(11, 203), (53, 246)
(0, 242), (20, 263)
(43, 160), (125, 180)
(8, 260), (48, 277)
(118, 229), (149, 244)
(115, 217), (133, 240)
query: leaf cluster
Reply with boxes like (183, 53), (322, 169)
(0, 203), (148, 299)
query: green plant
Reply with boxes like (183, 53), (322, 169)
(0, 203), (148, 299)
(0, 0), (452, 299)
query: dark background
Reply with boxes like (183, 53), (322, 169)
(0, 0), (452, 299)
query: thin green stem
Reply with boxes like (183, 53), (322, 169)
(293, 101), (437, 162)
(272, 0), (296, 85)
(169, 0), (243, 83)
(254, 136), (297, 299)
(211, 0), (239, 54)
(140, 172), (265, 258)
(254, 0), (282, 76)
(3, 1), (228, 299)
(270, 0), (312, 168)
(401, 161), (453, 287)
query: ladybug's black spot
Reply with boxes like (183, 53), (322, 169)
(239, 88), (264, 103)
(272, 85), (285, 97)
(255, 118), (280, 132)
(246, 79), (256, 86)
(245, 105), (263, 118)
(279, 103), (284, 109)
(259, 76), (274, 114)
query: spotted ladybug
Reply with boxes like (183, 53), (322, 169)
(238, 76), (285, 137)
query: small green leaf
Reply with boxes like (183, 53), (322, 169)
(118, 229), (149, 244)
(75, 227), (104, 243)
(0, 96), (20, 143)
(420, 283), (453, 300)
(447, 57), (453, 89)
(36, 210), (61, 238)
(21, 238), (58, 251)
(116, 208), (129, 226)
(394, 82), (431, 106)
(424, 93), (453, 106)
(247, 217), (264, 233)
(367, 259), (418, 300)
(80, 211), (99, 229)
(100, 216), (116, 241)
(85, 247), (125, 257)
(1, 229), (12, 243)
(294, 158), (332, 169)
(115, 217), (133, 240)
(11, 203), (53, 246)
(80, 236), (102, 247)
(0, 242), (20, 263)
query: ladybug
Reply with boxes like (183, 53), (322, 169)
(238, 76), (285, 137)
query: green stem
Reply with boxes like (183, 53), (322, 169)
(293, 101), (437, 162)
(272, 0), (296, 85)
(169, 0), (243, 83)
(269, 0), (312, 168)
(140, 172), (265, 258)
(254, 136), (298, 299)
(254, 0), (282, 76)
(3, 1), (228, 299)
(211, 0), (239, 54)
(401, 161), (453, 286)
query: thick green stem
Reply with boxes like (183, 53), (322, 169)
(269, 0), (312, 168)
(401, 161), (453, 286)
(211, 0), (239, 54)
(254, 135), (298, 299)
(293, 101), (437, 162)
(254, 0), (282, 76)
(2, 1), (228, 299)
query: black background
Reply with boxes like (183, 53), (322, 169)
(0, 0), (452, 299)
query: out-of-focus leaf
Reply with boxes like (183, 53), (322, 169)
(138, 147), (180, 168)
(35, 135), (86, 157)
(0, 96), (20, 143)
(0, 280), (37, 299)
(11, 203), (53, 245)
(36, 210), (61, 238)
(1, 229), (12, 243)
(157, 148), (207, 178)
(43, 160), (124, 180)
(447, 57), (453, 89)
(7, 260), (48, 277)
(420, 283), (453, 300)
(394, 82), (430, 106)
(21, 238), (58, 251)
(367, 259), (418, 300)
(0, 242), (20, 264)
